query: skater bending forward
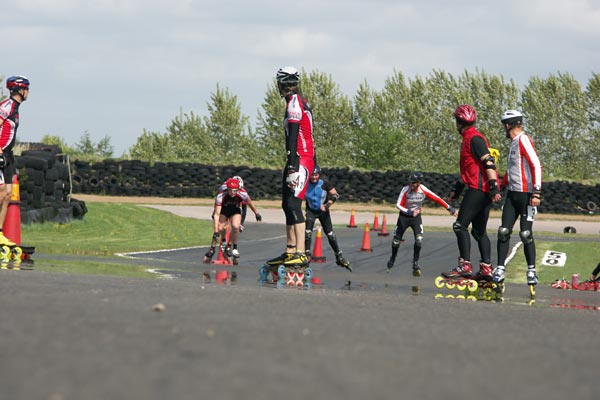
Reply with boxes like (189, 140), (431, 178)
(205, 178), (261, 262)
(387, 172), (456, 275)
(304, 165), (352, 271)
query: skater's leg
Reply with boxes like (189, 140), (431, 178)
(304, 210), (316, 256)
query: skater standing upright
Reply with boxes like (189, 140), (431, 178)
(387, 172), (456, 275)
(265, 66), (316, 268)
(304, 165), (352, 271)
(0, 76), (30, 245)
(442, 104), (502, 281)
(493, 110), (543, 286)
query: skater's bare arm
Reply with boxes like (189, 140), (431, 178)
(213, 205), (222, 232)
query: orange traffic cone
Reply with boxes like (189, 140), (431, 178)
(3, 174), (22, 245)
(311, 227), (326, 263)
(377, 214), (390, 236)
(371, 211), (380, 231)
(347, 209), (357, 228)
(360, 222), (373, 252)
(212, 225), (233, 265)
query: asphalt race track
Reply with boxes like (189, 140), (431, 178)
(1, 216), (599, 400)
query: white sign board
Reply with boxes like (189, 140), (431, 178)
(542, 250), (567, 267)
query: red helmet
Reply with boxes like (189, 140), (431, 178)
(454, 104), (477, 124)
(226, 178), (240, 189)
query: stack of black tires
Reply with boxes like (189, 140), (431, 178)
(15, 145), (87, 224)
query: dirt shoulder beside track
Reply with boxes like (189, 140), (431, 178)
(75, 193), (600, 222)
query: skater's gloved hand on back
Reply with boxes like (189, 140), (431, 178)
(285, 165), (300, 188)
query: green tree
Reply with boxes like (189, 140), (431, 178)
(40, 135), (75, 154)
(254, 82), (286, 167)
(75, 131), (114, 158)
(521, 73), (589, 179)
(585, 73), (600, 170)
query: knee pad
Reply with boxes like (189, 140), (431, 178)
(498, 226), (511, 242)
(453, 221), (466, 234)
(392, 238), (401, 248)
(519, 230), (534, 244)
(326, 231), (336, 241)
(305, 230), (312, 241)
(415, 234), (424, 248)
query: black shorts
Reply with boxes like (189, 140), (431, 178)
(220, 204), (242, 218)
(1, 152), (15, 185)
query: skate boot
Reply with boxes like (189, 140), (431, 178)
(441, 259), (473, 278)
(335, 252), (352, 272)
(474, 262), (493, 282)
(386, 257), (396, 273)
(266, 253), (294, 266)
(203, 247), (215, 263)
(492, 266), (505, 283)
(412, 261), (421, 277)
(231, 248), (240, 265)
(283, 252), (310, 266)
(0, 233), (15, 246)
(224, 244), (233, 258)
(526, 268), (538, 285)
(305, 250), (312, 258)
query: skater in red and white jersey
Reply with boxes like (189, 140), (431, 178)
(205, 178), (261, 262)
(265, 66), (316, 268)
(0, 76), (30, 245)
(216, 176), (249, 231)
(442, 104), (502, 281)
(493, 110), (543, 286)
(387, 172), (456, 275)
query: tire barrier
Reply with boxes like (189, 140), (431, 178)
(15, 144), (88, 224)
(64, 159), (600, 216)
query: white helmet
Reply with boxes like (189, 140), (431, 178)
(276, 66), (300, 86)
(232, 175), (244, 189)
(500, 110), (523, 125)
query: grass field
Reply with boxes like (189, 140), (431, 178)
(20, 201), (600, 283)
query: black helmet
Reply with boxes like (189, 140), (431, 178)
(409, 172), (423, 183)
(312, 165), (321, 175)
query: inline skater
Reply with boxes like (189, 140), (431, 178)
(387, 172), (456, 275)
(442, 104), (502, 281)
(205, 178), (261, 262)
(493, 110), (543, 289)
(0, 76), (30, 245)
(265, 66), (316, 268)
(304, 165), (352, 272)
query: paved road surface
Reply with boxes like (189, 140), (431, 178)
(1, 207), (599, 400)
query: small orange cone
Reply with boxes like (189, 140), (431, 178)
(378, 214), (390, 237)
(3, 174), (22, 245)
(371, 211), (380, 231)
(311, 227), (326, 262)
(347, 209), (357, 228)
(212, 225), (233, 265)
(360, 222), (373, 252)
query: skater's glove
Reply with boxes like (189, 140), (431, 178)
(447, 206), (456, 215)
(489, 179), (499, 196)
(0, 154), (5, 169)
(255, 213), (262, 222)
(285, 170), (300, 188)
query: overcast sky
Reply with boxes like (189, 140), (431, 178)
(3, 0), (599, 156)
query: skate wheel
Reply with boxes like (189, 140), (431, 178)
(259, 266), (269, 281)
(466, 295), (477, 302)
(276, 280), (285, 289)
(434, 276), (446, 289)
(304, 268), (313, 279)
(467, 280), (478, 292)
(10, 246), (23, 261)
(456, 282), (467, 291)
(445, 281), (456, 290)
(0, 246), (11, 262)
(277, 265), (286, 277)
(434, 293), (444, 300)
(456, 294), (466, 300)
(445, 294), (455, 299)
(529, 285), (536, 298)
